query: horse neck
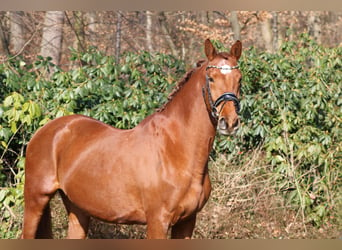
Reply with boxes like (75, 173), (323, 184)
(158, 66), (217, 155)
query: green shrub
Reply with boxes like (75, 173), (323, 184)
(216, 33), (341, 226)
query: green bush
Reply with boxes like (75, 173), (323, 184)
(216, 33), (341, 226)
(0, 34), (340, 238)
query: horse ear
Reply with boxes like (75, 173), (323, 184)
(205, 39), (217, 61)
(230, 40), (242, 61)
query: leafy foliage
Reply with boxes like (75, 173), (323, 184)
(216, 33), (341, 226)
(0, 34), (340, 238)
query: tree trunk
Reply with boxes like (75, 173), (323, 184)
(115, 11), (123, 62)
(158, 12), (178, 57)
(72, 11), (85, 52)
(0, 13), (10, 56)
(85, 11), (97, 45)
(40, 11), (65, 66)
(260, 14), (273, 52)
(288, 11), (297, 41)
(180, 11), (186, 61)
(272, 11), (279, 51)
(9, 11), (25, 55)
(308, 11), (321, 44)
(146, 11), (153, 52)
(230, 11), (241, 41)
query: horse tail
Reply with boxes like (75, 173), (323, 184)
(35, 203), (53, 238)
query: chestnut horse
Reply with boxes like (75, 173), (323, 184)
(21, 39), (242, 239)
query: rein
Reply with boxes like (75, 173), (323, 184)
(202, 65), (240, 122)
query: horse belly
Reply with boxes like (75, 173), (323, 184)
(58, 151), (147, 224)
(61, 171), (147, 224)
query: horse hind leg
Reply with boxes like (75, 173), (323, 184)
(21, 192), (55, 239)
(22, 162), (60, 238)
(60, 192), (90, 239)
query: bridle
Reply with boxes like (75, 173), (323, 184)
(202, 64), (240, 123)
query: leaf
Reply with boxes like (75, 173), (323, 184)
(275, 155), (285, 163)
(39, 117), (51, 126)
(120, 64), (129, 74)
(3, 95), (13, 107)
(308, 144), (321, 155)
(315, 204), (327, 218)
(287, 190), (299, 205)
(30, 102), (41, 118)
(0, 189), (8, 202)
(1, 141), (8, 149)
(10, 122), (17, 133)
(22, 102), (29, 112)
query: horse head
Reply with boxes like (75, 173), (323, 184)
(204, 39), (242, 135)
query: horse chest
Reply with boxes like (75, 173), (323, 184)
(171, 175), (211, 223)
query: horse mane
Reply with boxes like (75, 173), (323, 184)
(156, 59), (206, 112)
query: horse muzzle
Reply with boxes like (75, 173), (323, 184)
(218, 117), (240, 135)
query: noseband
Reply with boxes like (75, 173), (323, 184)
(202, 65), (240, 122)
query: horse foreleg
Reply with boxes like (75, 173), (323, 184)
(146, 213), (170, 239)
(66, 209), (90, 239)
(171, 214), (197, 239)
(61, 192), (90, 239)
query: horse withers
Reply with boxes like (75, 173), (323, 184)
(21, 39), (242, 239)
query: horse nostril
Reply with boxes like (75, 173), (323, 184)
(218, 118), (228, 130)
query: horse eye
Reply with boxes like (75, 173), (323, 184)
(209, 77), (214, 82)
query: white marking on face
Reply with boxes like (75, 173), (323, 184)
(220, 65), (232, 74)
